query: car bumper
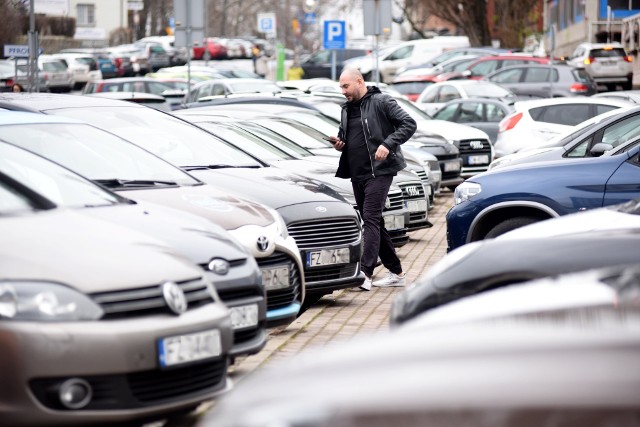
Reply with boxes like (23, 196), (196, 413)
(0, 303), (233, 426)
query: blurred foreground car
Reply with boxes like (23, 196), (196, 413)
(0, 144), (233, 426)
(0, 101), (304, 328)
(199, 271), (640, 427)
(391, 199), (640, 325)
(447, 143), (640, 250)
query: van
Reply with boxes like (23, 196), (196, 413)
(345, 36), (470, 83)
(300, 48), (369, 79)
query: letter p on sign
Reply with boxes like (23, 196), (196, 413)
(323, 20), (346, 50)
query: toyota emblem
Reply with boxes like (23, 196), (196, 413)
(162, 282), (188, 315)
(257, 235), (269, 252)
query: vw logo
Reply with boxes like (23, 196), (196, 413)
(470, 140), (484, 149)
(257, 235), (269, 252)
(384, 197), (391, 209)
(315, 206), (327, 213)
(208, 258), (230, 275)
(162, 282), (188, 315)
(405, 186), (420, 197)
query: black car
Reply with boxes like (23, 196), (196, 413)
(301, 49), (369, 79)
(390, 201), (640, 325)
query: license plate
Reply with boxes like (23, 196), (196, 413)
(261, 266), (290, 290)
(158, 329), (222, 368)
(384, 214), (405, 230)
(306, 247), (350, 267)
(406, 199), (427, 213)
(467, 155), (489, 165)
(444, 160), (461, 172)
(230, 304), (259, 330)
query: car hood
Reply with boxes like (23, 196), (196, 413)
(81, 202), (249, 265)
(187, 167), (348, 209)
(1, 208), (203, 293)
(489, 147), (562, 170)
(498, 202), (640, 240)
(417, 118), (490, 141)
(116, 184), (275, 231)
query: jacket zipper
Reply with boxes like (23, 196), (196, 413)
(361, 106), (376, 177)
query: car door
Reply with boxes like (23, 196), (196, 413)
(487, 67), (525, 96)
(521, 67), (555, 98)
(603, 145), (640, 206)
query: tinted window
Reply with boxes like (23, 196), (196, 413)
(596, 105), (620, 115)
(457, 102), (483, 122)
(524, 68), (556, 83)
(486, 104), (507, 122)
(392, 81), (433, 95)
(591, 48), (627, 58)
(573, 68), (592, 82)
(490, 68), (522, 83)
(469, 60), (498, 76)
(531, 104), (591, 125)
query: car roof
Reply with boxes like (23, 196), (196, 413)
(0, 92), (149, 112)
(0, 110), (83, 125)
(513, 96), (633, 110)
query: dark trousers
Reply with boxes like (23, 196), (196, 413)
(352, 175), (402, 278)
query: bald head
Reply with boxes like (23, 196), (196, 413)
(339, 67), (367, 103)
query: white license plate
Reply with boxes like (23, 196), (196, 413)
(306, 247), (350, 267)
(384, 214), (405, 230)
(406, 199), (427, 213)
(261, 266), (290, 291)
(158, 329), (222, 368)
(444, 160), (461, 172)
(230, 304), (259, 330)
(467, 155), (489, 165)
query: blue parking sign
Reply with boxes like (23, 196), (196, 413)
(323, 20), (346, 50)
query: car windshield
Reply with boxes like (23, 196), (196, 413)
(48, 106), (263, 168)
(255, 118), (331, 149)
(0, 141), (123, 208)
(236, 121), (313, 158)
(395, 97), (433, 121)
(0, 178), (36, 215)
(0, 122), (200, 186)
(283, 111), (340, 135)
(227, 81), (282, 93)
(198, 122), (294, 161)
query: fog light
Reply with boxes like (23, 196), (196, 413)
(58, 378), (92, 409)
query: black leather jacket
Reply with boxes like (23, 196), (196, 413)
(336, 86), (417, 180)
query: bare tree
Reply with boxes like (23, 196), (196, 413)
(0, 0), (24, 49)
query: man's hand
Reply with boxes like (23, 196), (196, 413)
(375, 144), (389, 161)
(328, 136), (345, 151)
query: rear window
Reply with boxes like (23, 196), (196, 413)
(572, 68), (592, 82)
(529, 104), (592, 126)
(42, 61), (67, 72)
(591, 48), (626, 58)
(391, 81), (433, 95)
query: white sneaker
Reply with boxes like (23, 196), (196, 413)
(372, 272), (406, 287)
(359, 275), (372, 291)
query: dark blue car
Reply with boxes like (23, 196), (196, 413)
(446, 144), (640, 251)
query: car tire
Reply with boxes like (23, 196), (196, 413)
(624, 77), (633, 91)
(485, 216), (539, 239)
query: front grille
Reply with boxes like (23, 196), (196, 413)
(29, 359), (227, 410)
(256, 251), (302, 311)
(413, 169), (430, 189)
(216, 287), (263, 303)
(91, 277), (213, 319)
(288, 218), (361, 250)
(397, 180), (426, 201)
(385, 189), (404, 211)
(458, 138), (492, 167)
(304, 263), (358, 283)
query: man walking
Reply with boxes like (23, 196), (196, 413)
(328, 68), (417, 291)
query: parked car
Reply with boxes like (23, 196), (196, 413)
(414, 80), (516, 116)
(50, 52), (103, 89)
(107, 44), (150, 75)
(484, 63), (597, 98)
(198, 281), (640, 427)
(136, 35), (188, 66)
(391, 200), (640, 325)
(184, 78), (284, 103)
(430, 97), (514, 144)
(391, 54), (481, 101)
(493, 97), (632, 157)
(16, 55), (74, 92)
(133, 41), (172, 71)
(0, 93), (305, 328)
(395, 46), (510, 74)
(299, 48), (369, 79)
(0, 59), (45, 91)
(490, 105), (640, 170)
(592, 89), (640, 103)
(82, 77), (176, 96)
(0, 142), (233, 426)
(58, 48), (119, 79)
(452, 53), (550, 81)
(86, 91), (173, 111)
(566, 42), (633, 91)
(446, 142), (640, 250)
(192, 38), (228, 60)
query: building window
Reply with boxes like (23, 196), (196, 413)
(77, 4), (95, 26)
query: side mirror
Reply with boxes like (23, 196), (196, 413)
(590, 142), (613, 157)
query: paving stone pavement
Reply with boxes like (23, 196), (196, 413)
(228, 190), (454, 382)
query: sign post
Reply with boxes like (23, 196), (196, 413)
(363, 0), (392, 84)
(323, 20), (346, 80)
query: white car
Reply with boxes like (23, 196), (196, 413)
(566, 42), (633, 91)
(51, 53), (102, 89)
(414, 80), (517, 116)
(493, 97), (632, 158)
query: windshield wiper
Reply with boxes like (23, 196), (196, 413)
(95, 179), (178, 188)
(181, 164), (260, 171)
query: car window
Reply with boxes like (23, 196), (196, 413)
(420, 87), (439, 103)
(601, 114), (640, 147)
(392, 81), (433, 96)
(465, 83), (511, 98)
(469, 60), (498, 76)
(490, 68), (522, 83)
(438, 85), (460, 102)
(387, 45), (413, 61)
(457, 102), (483, 122)
(432, 103), (458, 120)
(591, 48), (627, 58)
(211, 84), (225, 96)
(486, 104), (507, 122)
(596, 104), (620, 115)
(573, 68), (592, 83)
(565, 135), (595, 157)
(524, 67), (556, 83)
(147, 81), (173, 95)
(449, 57), (477, 72)
(502, 60), (529, 68)
(530, 104), (591, 126)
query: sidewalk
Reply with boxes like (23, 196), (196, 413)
(229, 191), (453, 381)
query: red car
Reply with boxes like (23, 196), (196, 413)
(192, 38), (228, 60)
(439, 54), (550, 81)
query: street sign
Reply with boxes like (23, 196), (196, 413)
(304, 12), (316, 24)
(323, 20), (346, 50)
(258, 13), (277, 37)
(3, 45), (43, 58)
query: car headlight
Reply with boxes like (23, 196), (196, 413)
(267, 208), (289, 239)
(488, 156), (513, 170)
(454, 181), (481, 205)
(0, 281), (104, 321)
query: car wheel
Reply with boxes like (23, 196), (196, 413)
(484, 216), (539, 239)
(606, 83), (617, 92)
(624, 77), (633, 91)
